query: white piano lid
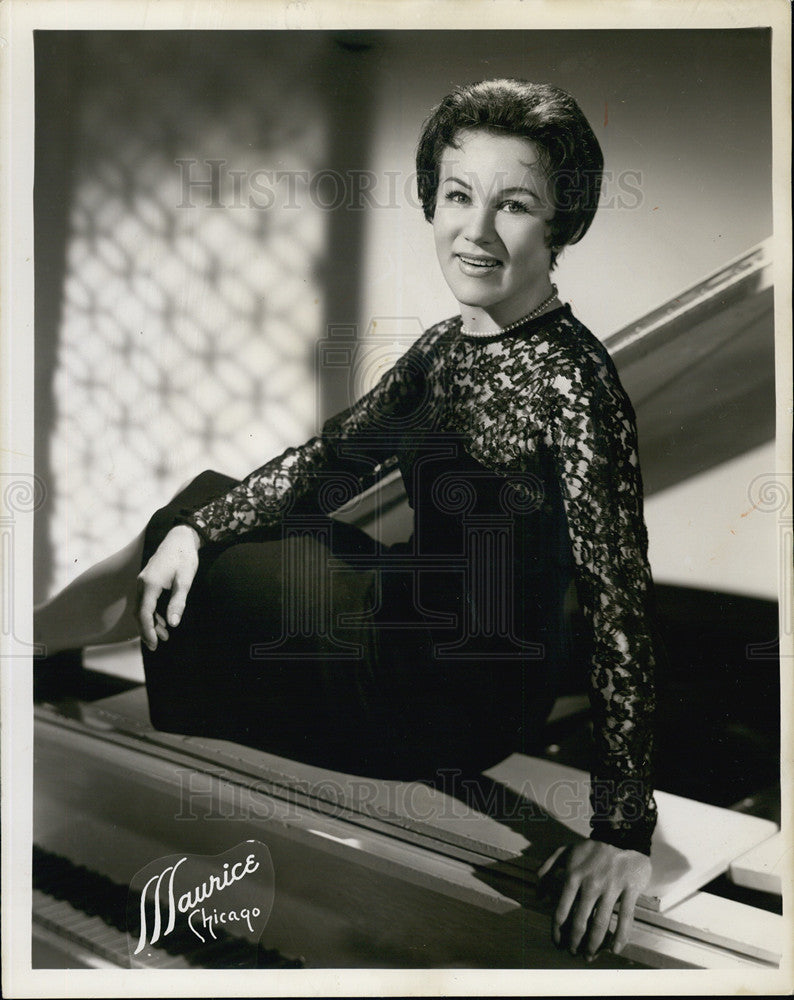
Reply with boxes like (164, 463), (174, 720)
(485, 753), (779, 913)
(729, 829), (785, 895)
(606, 239), (775, 497)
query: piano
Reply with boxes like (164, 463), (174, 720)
(33, 684), (782, 970)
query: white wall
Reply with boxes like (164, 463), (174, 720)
(645, 441), (778, 600)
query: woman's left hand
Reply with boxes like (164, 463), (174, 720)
(537, 840), (651, 960)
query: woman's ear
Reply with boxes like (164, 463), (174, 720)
(542, 222), (558, 254)
(546, 228), (562, 270)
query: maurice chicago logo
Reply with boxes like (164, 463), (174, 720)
(134, 851), (260, 951)
(128, 840), (275, 963)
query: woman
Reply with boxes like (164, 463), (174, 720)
(35, 79), (657, 960)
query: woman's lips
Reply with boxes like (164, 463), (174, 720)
(456, 253), (502, 275)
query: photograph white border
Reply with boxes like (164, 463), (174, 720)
(2, 0), (791, 996)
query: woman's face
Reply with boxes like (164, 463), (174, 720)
(432, 129), (555, 329)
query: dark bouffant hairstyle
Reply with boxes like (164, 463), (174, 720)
(416, 79), (603, 267)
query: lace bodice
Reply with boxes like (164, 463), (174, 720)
(177, 304), (659, 855)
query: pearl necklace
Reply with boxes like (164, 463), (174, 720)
(460, 285), (559, 339)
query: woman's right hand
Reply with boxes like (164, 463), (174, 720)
(136, 524), (202, 651)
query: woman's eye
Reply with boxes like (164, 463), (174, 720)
(444, 189), (469, 204)
(501, 199), (531, 214)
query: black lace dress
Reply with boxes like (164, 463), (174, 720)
(141, 303), (659, 855)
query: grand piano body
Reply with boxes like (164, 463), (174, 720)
(32, 241), (785, 970)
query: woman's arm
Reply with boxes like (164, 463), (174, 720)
(176, 324), (444, 546)
(545, 350), (657, 852)
(539, 339), (658, 955)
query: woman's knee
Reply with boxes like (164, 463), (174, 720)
(141, 470), (239, 566)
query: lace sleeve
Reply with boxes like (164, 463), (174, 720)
(177, 327), (442, 545)
(542, 350), (658, 856)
